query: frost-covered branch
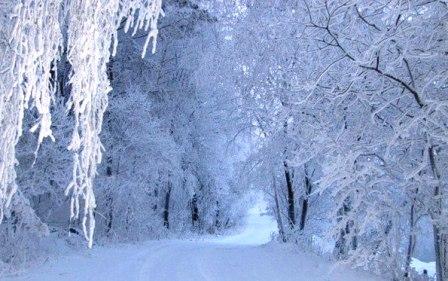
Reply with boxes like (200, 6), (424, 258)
(0, 0), (62, 223)
(1, 0), (164, 248)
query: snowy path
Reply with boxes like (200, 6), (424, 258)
(4, 200), (384, 281)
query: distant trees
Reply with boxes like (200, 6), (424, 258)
(93, 2), (243, 238)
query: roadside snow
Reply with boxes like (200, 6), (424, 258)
(4, 197), (384, 281)
(411, 257), (436, 279)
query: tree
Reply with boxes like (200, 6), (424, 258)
(0, 0), (163, 248)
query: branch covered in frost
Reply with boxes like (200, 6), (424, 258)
(1, 0), (163, 248)
(63, 0), (164, 248)
(0, 0), (62, 223)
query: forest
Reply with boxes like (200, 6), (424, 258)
(0, 0), (447, 280)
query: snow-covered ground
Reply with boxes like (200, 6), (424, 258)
(4, 198), (384, 281)
(411, 257), (436, 279)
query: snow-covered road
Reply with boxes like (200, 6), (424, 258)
(4, 199), (383, 281)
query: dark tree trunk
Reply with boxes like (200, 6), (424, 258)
(163, 182), (172, 229)
(106, 156), (113, 176)
(299, 164), (312, 231)
(214, 201), (221, 229)
(284, 161), (295, 228)
(404, 190), (417, 280)
(334, 198), (357, 259)
(273, 174), (286, 242)
(428, 146), (447, 281)
(282, 120), (295, 228)
(191, 193), (199, 227)
(432, 226), (448, 281)
(105, 145), (114, 235)
(106, 195), (113, 235)
(152, 188), (158, 211)
(107, 57), (114, 82)
(56, 47), (71, 100)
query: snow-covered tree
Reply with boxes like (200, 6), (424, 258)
(228, 0), (447, 279)
(0, 0), (163, 248)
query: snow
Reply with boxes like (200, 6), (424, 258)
(411, 257), (436, 279)
(3, 198), (384, 281)
(311, 235), (335, 255)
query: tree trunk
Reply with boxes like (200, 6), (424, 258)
(440, 234), (448, 281)
(334, 198), (356, 259)
(404, 189), (417, 280)
(428, 145), (448, 281)
(163, 182), (172, 229)
(273, 173), (286, 242)
(299, 164), (312, 231)
(284, 161), (295, 228)
(433, 226), (447, 281)
(107, 57), (114, 82)
(214, 201), (221, 230)
(105, 146), (114, 235)
(191, 193), (199, 227)
(106, 194), (114, 235)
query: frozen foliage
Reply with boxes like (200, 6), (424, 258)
(89, 3), (244, 241)
(1, 0), (164, 248)
(1, 1), (245, 272)
(64, 0), (163, 249)
(0, 0), (447, 280)
(229, 0), (448, 279)
(0, 0), (61, 225)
